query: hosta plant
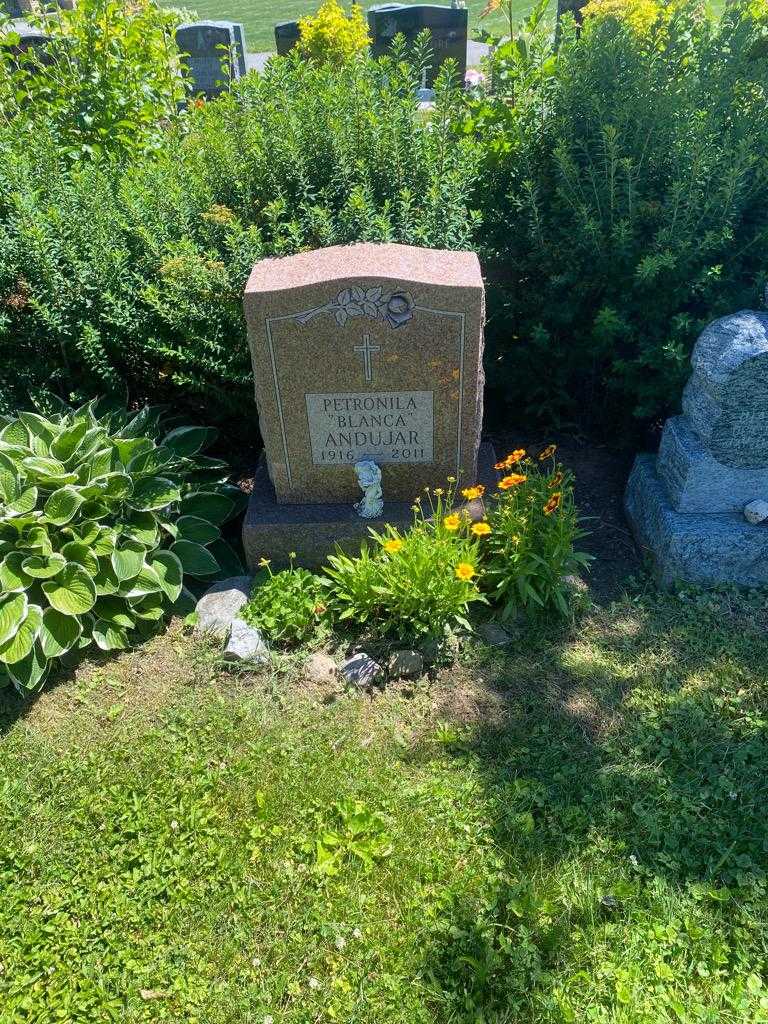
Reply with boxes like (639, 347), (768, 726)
(0, 400), (244, 695)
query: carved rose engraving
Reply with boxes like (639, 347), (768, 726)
(295, 287), (414, 328)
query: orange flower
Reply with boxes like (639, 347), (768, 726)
(461, 485), (485, 501)
(313, 603), (327, 615)
(383, 537), (404, 553)
(549, 471), (563, 488)
(494, 448), (526, 470)
(498, 473), (527, 490)
(543, 491), (562, 515)
(538, 444), (557, 461)
(455, 562), (477, 581)
(471, 521), (491, 537)
(443, 513), (461, 531)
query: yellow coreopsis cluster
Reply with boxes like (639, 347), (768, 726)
(298, 0), (371, 64)
(581, 0), (662, 35)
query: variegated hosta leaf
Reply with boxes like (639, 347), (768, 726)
(60, 541), (100, 577)
(163, 426), (218, 458)
(127, 446), (175, 477)
(7, 643), (49, 692)
(42, 564), (97, 616)
(180, 491), (234, 525)
(92, 619), (129, 652)
(21, 456), (78, 488)
(40, 608), (82, 659)
(148, 551), (183, 602)
(51, 419), (88, 462)
(119, 512), (159, 547)
(111, 540), (147, 582)
(0, 553), (33, 593)
(21, 552), (67, 579)
(175, 515), (220, 546)
(0, 604), (43, 665)
(5, 486), (38, 517)
(93, 597), (135, 628)
(0, 592), (28, 646)
(44, 486), (85, 526)
(170, 540), (219, 577)
(127, 476), (180, 512)
(121, 561), (163, 598)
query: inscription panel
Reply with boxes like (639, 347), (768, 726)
(306, 391), (434, 466)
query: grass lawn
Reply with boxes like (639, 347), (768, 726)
(2, 583), (768, 1022)
(166, 0), (541, 53)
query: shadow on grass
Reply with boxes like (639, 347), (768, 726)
(415, 587), (768, 1020)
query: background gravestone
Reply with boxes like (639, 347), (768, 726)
(274, 19), (300, 55)
(242, 242), (494, 567)
(2, 22), (53, 66)
(176, 20), (247, 99)
(367, 3), (467, 87)
(625, 310), (768, 587)
(0, 0), (25, 18)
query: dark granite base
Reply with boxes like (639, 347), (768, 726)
(625, 454), (768, 588)
(243, 442), (498, 570)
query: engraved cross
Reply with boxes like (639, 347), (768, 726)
(353, 334), (380, 384)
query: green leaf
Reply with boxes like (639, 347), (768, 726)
(163, 426), (217, 457)
(180, 491), (234, 524)
(92, 619), (129, 652)
(120, 512), (159, 547)
(21, 526), (52, 555)
(94, 558), (121, 596)
(6, 486), (38, 517)
(121, 561), (163, 597)
(112, 436), (153, 465)
(42, 564), (97, 615)
(127, 476), (180, 512)
(92, 528), (118, 557)
(51, 418), (88, 462)
(40, 608), (82, 658)
(170, 540), (219, 577)
(8, 642), (49, 693)
(1, 420), (29, 447)
(44, 486), (85, 526)
(60, 541), (100, 577)
(148, 551), (183, 602)
(89, 473), (133, 499)
(129, 592), (167, 621)
(0, 552), (33, 592)
(0, 592), (28, 646)
(176, 515), (220, 546)
(92, 618), (130, 651)
(94, 597), (135, 628)
(111, 540), (146, 582)
(0, 604), (43, 665)
(208, 537), (244, 577)
(127, 446), (175, 476)
(21, 456), (77, 486)
(21, 553), (67, 579)
(65, 519), (100, 545)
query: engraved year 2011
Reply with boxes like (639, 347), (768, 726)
(318, 448), (426, 463)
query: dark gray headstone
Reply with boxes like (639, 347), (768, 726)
(0, 0), (25, 18)
(2, 22), (53, 66)
(367, 3), (467, 87)
(274, 19), (300, 55)
(176, 20), (247, 99)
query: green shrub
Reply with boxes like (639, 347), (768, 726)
(0, 0), (184, 163)
(480, 445), (591, 619)
(470, 0), (768, 436)
(0, 400), (244, 695)
(297, 0), (371, 65)
(0, 52), (479, 432)
(324, 486), (486, 644)
(243, 557), (329, 646)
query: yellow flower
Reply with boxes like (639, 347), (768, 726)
(258, 557), (271, 567)
(471, 521), (491, 537)
(383, 537), (404, 554)
(455, 562), (477, 581)
(447, 476), (456, 483)
(288, 551), (297, 559)
(443, 513), (461, 532)
(543, 491), (563, 516)
(433, 488), (444, 496)
(550, 471), (564, 489)
(538, 444), (557, 461)
(461, 484), (485, 501)
(498, 473), (527, 490)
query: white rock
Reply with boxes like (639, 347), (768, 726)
(744, 499), (768, 525)
(195, 576), (252, 636)
(340, 652), (385, 688)
(476, 622), (512, 647)
(304, 653), (338, 685)
(223, 618), (269, 665)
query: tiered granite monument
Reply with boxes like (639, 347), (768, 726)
(242, 242), (491, 568)
(176, 20), (247, 99)
(625, 310), (768, 587)
(367, 3), (468, 87)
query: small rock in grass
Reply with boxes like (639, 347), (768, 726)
(223, 618), (269, 665)
(195, 576), (252, 637)
(340, 652), (385, 689)
(304, 652), (338, 685)
(387, 649), (424, 679)
(476, 622), (512, 647)
(744, 499), (768, 525)
(562, 573), (589, 595)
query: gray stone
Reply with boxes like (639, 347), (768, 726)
(625, 455), (768, 588)
(682, 311), (768, 469)
(744, 499), (768, 525)
(476, 621), (512, 646)
(339, 652), (385, 688)
(387, 649), (424, 679)
(176, 20), (247, 99)
(367, 3), (468, 88)
(223, 618), (269, 664)
(657, 416), (768, 514)
(304, 652), (338, 685)
(195, 576), (252, 636)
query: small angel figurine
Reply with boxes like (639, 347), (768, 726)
(354, 460), (384, 519)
